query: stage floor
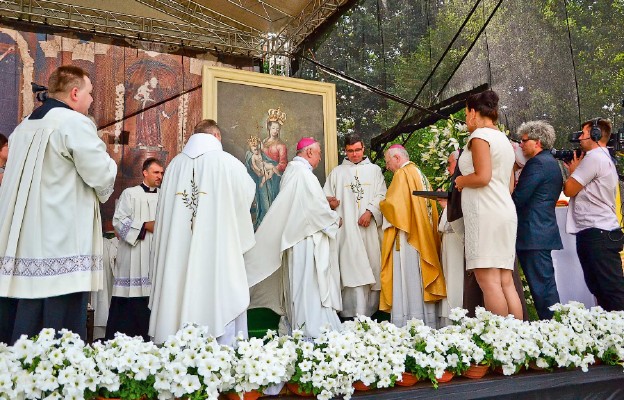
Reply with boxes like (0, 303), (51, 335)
(276, 365), (624, 400)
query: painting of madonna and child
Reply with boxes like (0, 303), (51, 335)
(202, 66), (338, 230)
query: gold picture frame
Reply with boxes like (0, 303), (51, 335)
(202, 66), (337, 229)
(202, 66), (338, 177)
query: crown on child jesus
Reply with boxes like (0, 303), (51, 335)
(247, 135), (260, 147)
(267, 107), (287, 125)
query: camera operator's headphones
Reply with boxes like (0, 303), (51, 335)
(590, 118), (603, 142)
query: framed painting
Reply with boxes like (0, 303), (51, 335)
(202, 66), (337, 229)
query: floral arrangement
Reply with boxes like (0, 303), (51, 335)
(289, 328), (357, 400)
(8, 329), (99, 400)
(153, 324), (236, 400)
(0, 303), (623, 400)
(229, 331), (297, 396)
(342, 316), (408, 388)
(417, 117), (469, 189)
(89, 333), (161, 400)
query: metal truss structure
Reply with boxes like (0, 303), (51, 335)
(0, 0), (350, 64)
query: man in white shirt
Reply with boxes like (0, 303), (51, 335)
(105, 158), (163, 340)
(323, 134), (386, 318)
(0, 65), (117, 344)
(564, 118), (624, 311)
(246, 137), (342, 338)
(148, 119), (255, 345)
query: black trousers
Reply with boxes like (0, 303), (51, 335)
(517, 249), (560, 319)
(104, 296), (151, 341)
(0, 292), (89, 345)
(576, 228), (624, 311)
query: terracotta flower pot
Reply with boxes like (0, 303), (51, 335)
(225, 390), (262, 400)
(286, 382), (314, 397)
(436, 370), (454, 383)
(353, 380), (371, 391)
(462, 363), (489, 379)
(395, 372), (419, 387)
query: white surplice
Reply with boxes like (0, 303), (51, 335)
(245, 157), (342, 338)
(0, 108), (117, 298)
(148, 133), (255, 344)
(112, 186), (158, 297)
(437, 207), (464, 326)
(323, 157), (386, 317)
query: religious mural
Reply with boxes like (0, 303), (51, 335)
(0, 26), (251, 230)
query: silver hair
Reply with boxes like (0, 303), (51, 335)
(517, 120), (556, 149)
(386, 146), (410, 161)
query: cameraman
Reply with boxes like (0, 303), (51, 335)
(563, 118), (624, 311)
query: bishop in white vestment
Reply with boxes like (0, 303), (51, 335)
(148, 120), (255, 345)
(323, 134), (386, 317)
(106, 158), (163, 340)
(0, 66), (117, 344)
(245, 138), (342, 338)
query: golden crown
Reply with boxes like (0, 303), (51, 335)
(267, 107), (286, 125)
(247, 135), (260, 147)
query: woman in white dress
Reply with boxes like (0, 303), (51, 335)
(454, 90), (522, 319)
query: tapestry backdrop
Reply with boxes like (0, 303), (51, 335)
(0, 26), (251, 230)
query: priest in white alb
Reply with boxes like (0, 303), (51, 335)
(0, 65), (117, 344)
(105, 158), (163, 341)
(245, 137), (342, 338)
(323, 134), (386, 318)
(148, 119), (255, 345)
(380, 144), (446, 328)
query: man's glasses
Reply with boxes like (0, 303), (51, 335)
(520, 138), (535, 143)
(346, 148), (364, 153)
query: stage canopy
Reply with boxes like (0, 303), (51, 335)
(0, 0), (356, 58)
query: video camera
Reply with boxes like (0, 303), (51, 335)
(551, 103), (624, 162)
(31, 82), (48, 102)
(551, 131), (584, 162)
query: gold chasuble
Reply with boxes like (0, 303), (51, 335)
(379, 162), (446, 311)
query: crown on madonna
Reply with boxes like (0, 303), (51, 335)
(267, 107), (287, 125)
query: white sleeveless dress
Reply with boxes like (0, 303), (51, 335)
(458, 128), (517, 270)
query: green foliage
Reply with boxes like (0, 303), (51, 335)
(93, 374), (157, 400)
(299, 0), (624, 161)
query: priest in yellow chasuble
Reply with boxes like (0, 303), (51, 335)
(380, 144), (446, 328)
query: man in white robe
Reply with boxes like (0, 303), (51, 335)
(0, 65), (117, 344)
(105, 158), (163, 340)
(437, 151), (464, 326)
(148, 119), (255, 345)
(245, 137), (342, 338)
(380, 145), (446, 328)
(323, 134), (386, 318)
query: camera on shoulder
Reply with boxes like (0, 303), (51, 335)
(551, 131), (584, 162)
